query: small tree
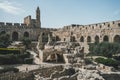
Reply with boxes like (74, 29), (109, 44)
(0, 33), (10, 48)
(89, 42), (120, 58)
(22, 38), (31, 49)
(95, 57), (119, 68)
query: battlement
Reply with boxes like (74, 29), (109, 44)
(84, 20), (120, 29)
(0, 22), (27, 28)
(0, 22), (5, 26)
(14, 23), (20, 26)
(6, 23), (13, 26)
(63, 24), (83, 30)
(21, 23), (26, 26)
(62, 20), (120, 31)
(24, 15), (31, 26)
(42, 28), (57, 31)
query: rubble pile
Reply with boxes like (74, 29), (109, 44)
(34, 66), (105, 80)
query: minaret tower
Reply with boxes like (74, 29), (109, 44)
(36, 6), (41, 28)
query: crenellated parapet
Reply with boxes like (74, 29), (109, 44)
(52, 20), (120, 46)
(42, 28), (58, 31)
(62, 20), (120, 31)
(6, 23), (12, 26)
(14, 23), (21, 26)
(0, 22), (26, 26)
(0, 22), (32, 29)
(63, 24), (83, 30)
(0, 22), (5, 26)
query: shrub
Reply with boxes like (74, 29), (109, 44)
(22, 38), (31, 49)
(84, 58), (93, 64)
(0, 33), (10, 48)
(0, 53), (32, 65)
(18, 52), (30, 59)
(113, 56), (120, 61)
(0, 67), (19, 74)
(24, 58), (33, 64)
(89, 42), (120, 57)
(95, 57), (119, 68)
(0, 48), (20, 55)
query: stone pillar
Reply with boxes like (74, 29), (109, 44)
(38, 32), (44, 49)
(47, 34), (52, 45)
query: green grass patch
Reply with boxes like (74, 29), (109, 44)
(0, 48), (21, 54)
(0, 48), (20, 50)
(95, 57), (119, 68)
(0, 52), (32, 65)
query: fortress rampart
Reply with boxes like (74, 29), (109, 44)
(52, 20), (120, 53)
(0, 22), (26, 26)
(1, 6), (120, 54)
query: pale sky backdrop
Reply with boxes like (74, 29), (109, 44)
(0, 0), (120, 28)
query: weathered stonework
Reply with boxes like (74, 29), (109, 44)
(0, 7), (56, 42)
(52, 21), (120, 53)
(0, 6), (120, 53)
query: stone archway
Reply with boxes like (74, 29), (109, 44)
(24, 32), (29, 38)
(56, 36), (60, 41)
(103, 35), (109, 42)
(80, 36), (84, 42)
(42, 32), (48, 43)
(95, 35), (99, 43)
(87, 36), (91, 42)
(0, 31), (6, 35)
(70, 36), (76, 42)
(114, 35), (120, 43)
(12, 31), (18, 41)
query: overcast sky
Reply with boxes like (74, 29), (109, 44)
(0, 0), (120, 28)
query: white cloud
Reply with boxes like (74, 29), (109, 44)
(0, 1), (24, 15)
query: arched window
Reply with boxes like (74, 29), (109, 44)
(118, 23), (120, 27)
(70, 36), (76, 42)
(12, 31), (18, 41)
(64, 38), (66, 41)
(0, 31), (6, 35)
(95, 35), (99, 43)
(87, 36), (91, 42)
(42, 33), (48, 43)
(24, 32), (29, 38)
(56, 36), (60, 41)
(103, 35), (109, 42)
(114, 35), (120, 43)
(80, 36), (84, 42)
(42, 32), (45, 36)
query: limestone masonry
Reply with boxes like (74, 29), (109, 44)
(0, 7), (120, 53)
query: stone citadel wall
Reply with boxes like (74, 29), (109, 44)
(1, 19), (120, 54)
(0, 6), (57, 41)
(0, 22), (40, 41)
(52, 20), (120, 53)
(1, 7), (120, 53)
(0, 22), (57, 41)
